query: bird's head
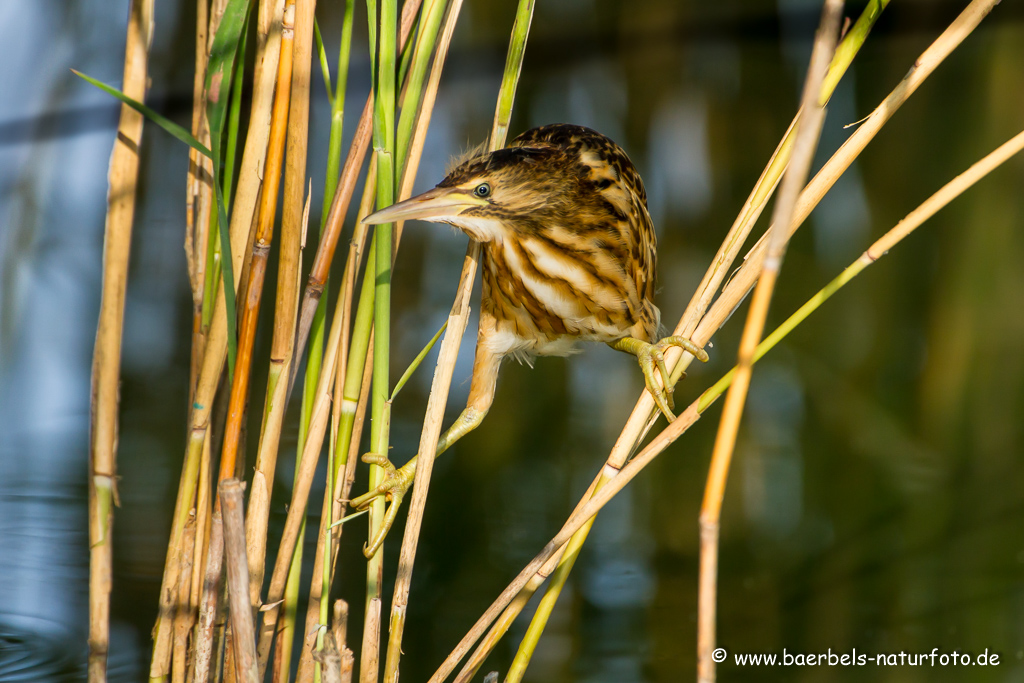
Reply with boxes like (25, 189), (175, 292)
(362, 124), (636, 243)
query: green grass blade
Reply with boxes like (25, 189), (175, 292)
(204, 0), (252, 381)
(314, 18), (334, 102)
(72, 69), (213, 158)
(222, 5), (252, 207)
(490, 0), (535, 149)
(391, 321), (448, 401)
(395, 0), (446, 173)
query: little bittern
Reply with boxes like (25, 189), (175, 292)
(351, 124), (708, 555)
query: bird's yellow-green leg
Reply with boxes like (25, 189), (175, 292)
(610, 336), (709, 421)
(351, 406), (488, 557)
(350, 343), (501, 558)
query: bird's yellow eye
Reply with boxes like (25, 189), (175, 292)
(474, 183), (491, 198)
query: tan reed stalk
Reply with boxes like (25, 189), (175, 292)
(290, 0), (423, 390)
(382, 1), (529, 680)
(87, 0), (154, 681)
(707, 0), (1001, 335)
(220, 0), (296, 502)
(254, 230), (377, 677)
(244, 0), (316, 607)
(206, 2), (298, 677)
(271, 188), (317, 683)
(453, 478), (603, 683)
(333, 601), (356, 683)
(186, 0), (212, 395)
(697, 3), (842, 681)
(151, 0), (288, 673)
(188, 430), (215, 672)
(428, 2), (1000, 678)
(193, 509), (225, 683)
(294, 175), (377, 683)
(221, 480), (259, 683)
(172, 518), (197, 683)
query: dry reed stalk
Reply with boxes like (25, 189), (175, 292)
(171, 517), (197, 683)
(187, 11), (228, 535)
(710, 0), (1000, 330)
(312, 601), (354, 683)
(337, 601), (356, 683)
(698, 3), (841, 680)
(186, 0), (211, 394)
(294, 176), (377, 683)
(254, 222), (375, 675)
(453, 477), (602, 683)
(87, 0), (154, 681)
(428, 1), (1000, 678)
(192, 509), (224, 683)
(607, 0), (893, 494)
(220, 0), (297, 491)
(244, 0), (317, 607)
(221, 480), (259, 683)
(152, 0), (288, 673)
(291, 0), (423, 388)
(188, 429), (215, 660)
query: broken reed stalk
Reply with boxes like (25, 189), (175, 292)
(151, 0), (288, 675)
(192, 508), (224, 683)
(428, 1), (1000, 678)
(87, 0), (154, 681)
(698, 3), (842, 681)
(382, 0), (533, 680)
(462, 0), (891, 677)
(221, 480), (259, 683)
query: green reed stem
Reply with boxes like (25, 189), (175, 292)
(395, 0), (447, 174)
(490, 0), (534, 147)
(311, 6), (356, 679)
(363, 0), (397, 679)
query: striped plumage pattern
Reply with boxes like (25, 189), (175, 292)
(439, 124), (661, 362)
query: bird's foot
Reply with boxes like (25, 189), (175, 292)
(636, 336), (709, 421)
(349, 453), (416, 558)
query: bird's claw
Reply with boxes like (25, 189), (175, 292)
(350, 453), (415, 558)
(638, 336), (709, 421)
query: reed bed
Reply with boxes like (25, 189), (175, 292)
(85, 0), (1018, 681)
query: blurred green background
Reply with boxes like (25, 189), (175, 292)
(2, 1), (1024, 681)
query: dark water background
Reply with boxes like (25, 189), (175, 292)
(2, 1), (1024, 681)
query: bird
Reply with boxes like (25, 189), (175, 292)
(350, 124), (708, 556)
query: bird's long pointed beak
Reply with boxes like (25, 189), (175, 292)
(361, 186), (488, 225)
